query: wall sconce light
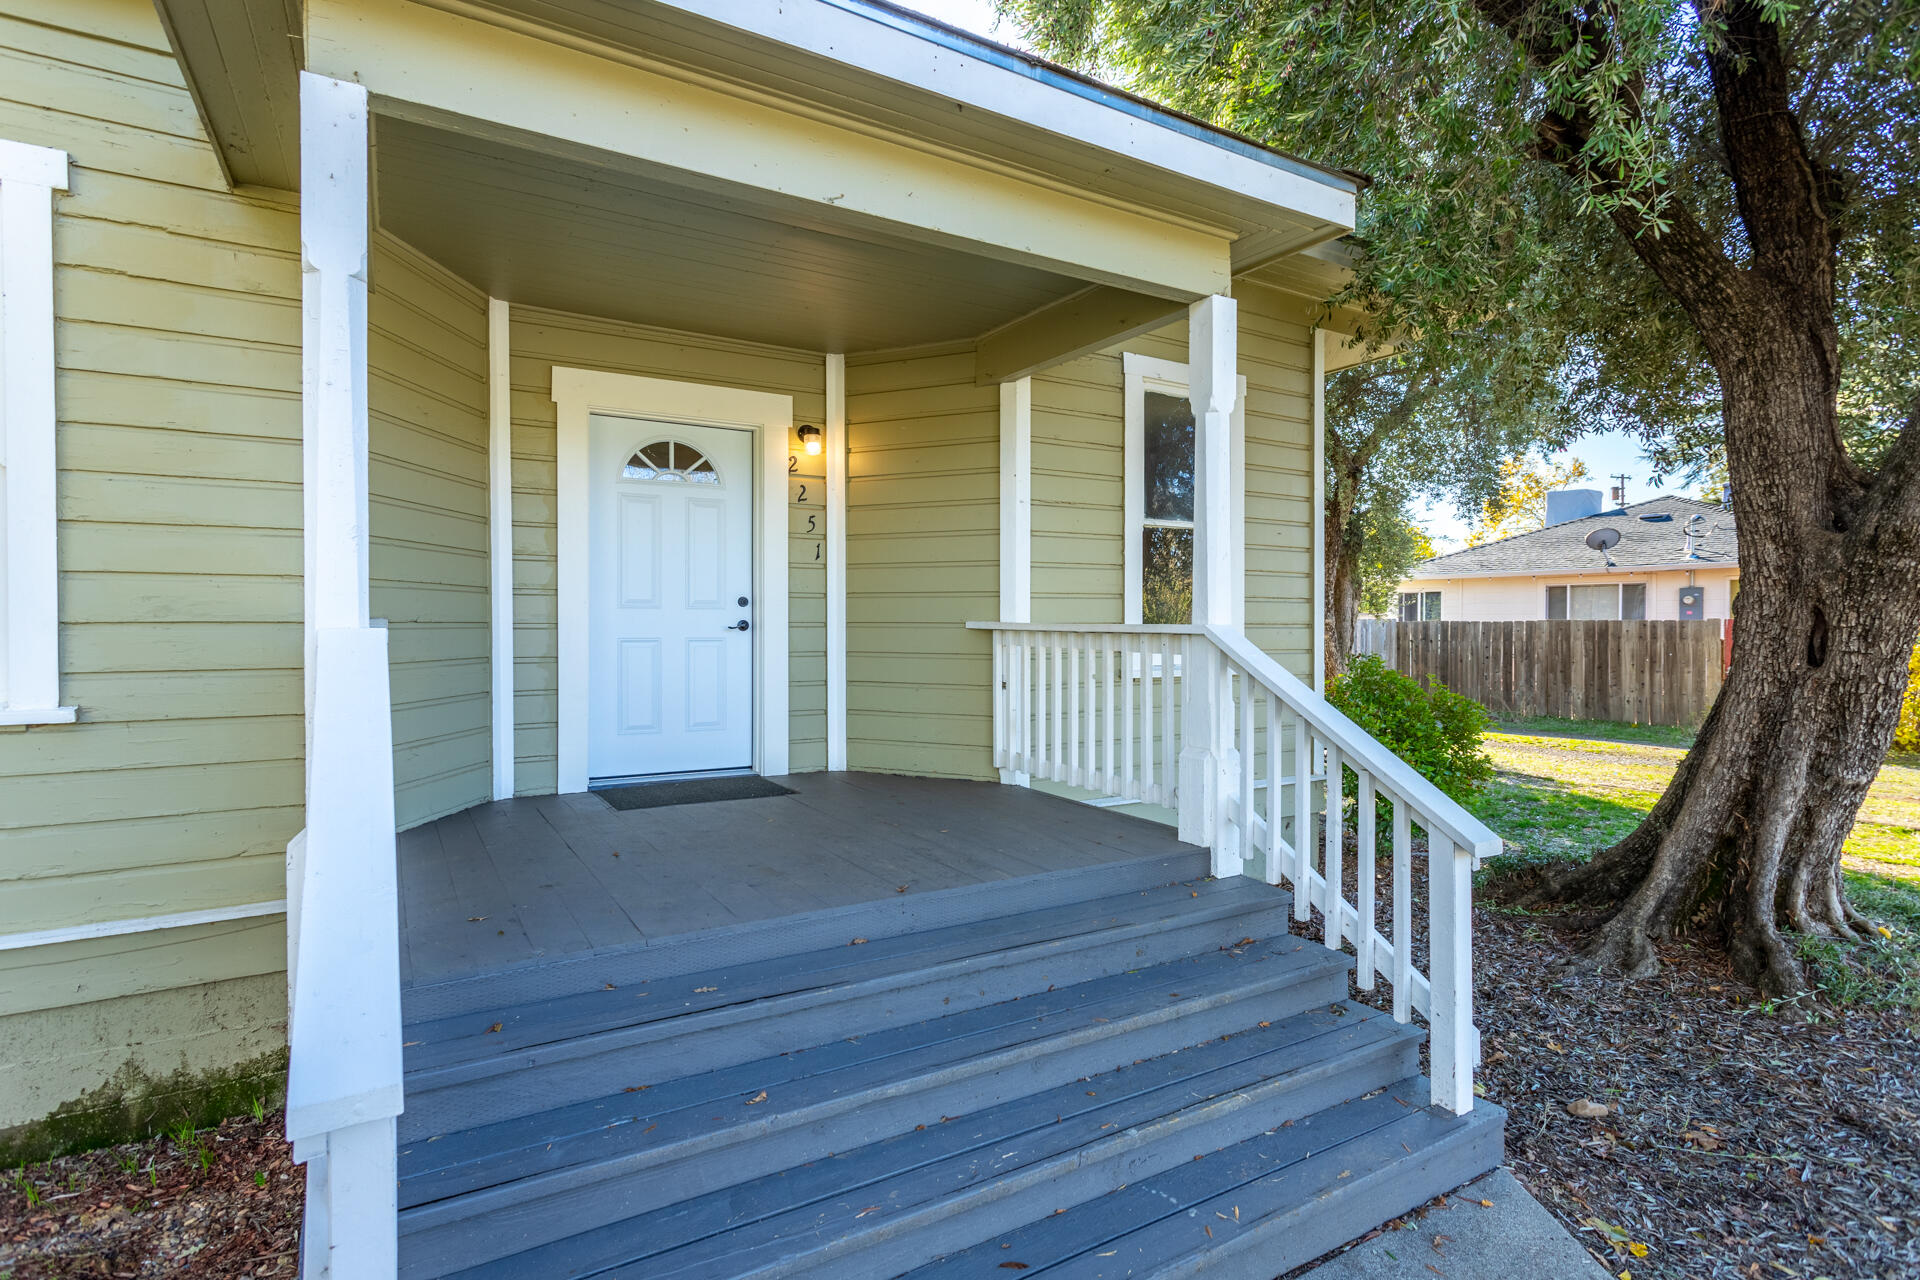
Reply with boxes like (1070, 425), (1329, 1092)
(798, 424), (823, 456)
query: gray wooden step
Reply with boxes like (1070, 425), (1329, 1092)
(901, 1084), (1505, 1280)
(401, 850), (1211, 1023)
(398, 877), (1295, 1141)
(396, 937), (1352, 1274)
(419, 1003), (1423, 1279)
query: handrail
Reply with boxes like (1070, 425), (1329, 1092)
(1203, 626), (1501, 864)
(973, 620), (1492, 1115)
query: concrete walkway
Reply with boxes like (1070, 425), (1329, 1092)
(1305, 1170), (1615, 1279)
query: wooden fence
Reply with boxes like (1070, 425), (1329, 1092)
(1352, 619), (1728, 726)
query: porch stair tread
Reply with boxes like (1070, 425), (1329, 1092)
(398, 875), (1296, 1141)
(393, 864), (1505, 1279)
(396, 933), (1344, 1211)
(435, 1006), (1429, 1279)
(898, 1083), (1505, 1280)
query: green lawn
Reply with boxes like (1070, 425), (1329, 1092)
(1469, 719), (1920, 1004)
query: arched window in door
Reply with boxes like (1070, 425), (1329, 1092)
(621, 439), (721, 484)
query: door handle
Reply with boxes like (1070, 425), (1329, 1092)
(729, 620), (750, 632)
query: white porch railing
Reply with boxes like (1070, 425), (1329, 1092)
(971, 622), (1502, 1115)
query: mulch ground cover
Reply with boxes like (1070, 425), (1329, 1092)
(0, 1114), (300, 1278)
(1472, 905), (1920, 1280)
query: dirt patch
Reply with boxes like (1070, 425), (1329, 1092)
(0, 1113), (301, 1278)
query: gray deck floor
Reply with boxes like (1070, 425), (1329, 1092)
(397, 772), (1195, 989)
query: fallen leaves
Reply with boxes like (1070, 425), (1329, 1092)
(1567, 1098), (1612, 1118)
(745, 1091), (768, 1105)
(485, 1022), (503, 1034)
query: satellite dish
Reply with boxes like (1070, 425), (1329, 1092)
(1586, 526), (1621, 567)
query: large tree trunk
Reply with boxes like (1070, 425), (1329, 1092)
(1324, 500), (1363, 682)
(1480, 0), (1920, 995)
(1512, 344), (1920, 996)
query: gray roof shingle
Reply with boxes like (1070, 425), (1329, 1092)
(1414, 496), (1738, 577)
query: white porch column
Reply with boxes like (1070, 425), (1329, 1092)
(488, 298), (515, 799)
(1179, 296), (1241, 872)
(292, 70), (399, 1280)
(998, 377), (1032, 786)
(826, 353), (848, 771)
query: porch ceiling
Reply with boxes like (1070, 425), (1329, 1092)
(374, 115), (1085, 352)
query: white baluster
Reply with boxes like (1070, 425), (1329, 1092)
(1067, 639), (1081, 788)
(1292, 714), (1311, 922)
(1123, 638), (1138, 800)
(1238, 667), (1255, 874)
(1356, 769), (1376, 989)
(1050, 632), (1065, 782)
(1392, 797), (1412, 1022)
(1159, 634), (1177, 804)
(1323, 741), (1343, 948)
(991, 632), (1006, 770)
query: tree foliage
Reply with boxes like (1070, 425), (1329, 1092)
(1465, 456), (1593, 545)
(996, 0), (1917, 471)
(1357, 508), (1434, 616)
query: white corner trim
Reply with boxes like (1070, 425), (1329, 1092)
(999, 378), (1032, 625)
(0, 899), (287, 952)
(0, 137), (70, 722)
(1120, 351), (1246, 627)
(825, 354), (848, 771)
(551, 366), (792, 792)
(488, 298), (515, 800)
(1312, 329), (1327, 693)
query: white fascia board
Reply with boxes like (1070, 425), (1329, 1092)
(638, 0), (1357, 232)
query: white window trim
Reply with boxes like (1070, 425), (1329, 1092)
(550, 366), (791, 793)
(0, 138), (74, 726)
(1121, 352), (1245, 627)
(1545, 581), (1647, 621)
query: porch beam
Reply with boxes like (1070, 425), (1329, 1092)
(303, 0), (1232, 301)
(974, 286), (1184, 386)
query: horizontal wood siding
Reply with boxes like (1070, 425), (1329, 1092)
(1029, 293), (1316, 682)
(0, 0), (297, 1119)
(1239, 288), (1317, 680)
(0, 0), (300, 943)
(506, 306), (828, 792)
(369, 233), (493, 828)
(845, 344), (999, 778)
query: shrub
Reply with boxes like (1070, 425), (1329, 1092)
(1327, 655), (1494, 804)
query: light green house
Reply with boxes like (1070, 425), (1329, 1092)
(0, 1), (1503, 1274)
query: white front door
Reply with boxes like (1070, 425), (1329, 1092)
(588, 415), (755, 781)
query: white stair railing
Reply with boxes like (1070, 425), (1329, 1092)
(971, 622), (1502, 1116)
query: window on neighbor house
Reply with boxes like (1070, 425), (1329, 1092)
(0, 138), (72, 724)
(1546, 583), (1646, 620)
(1398, 591), (1441, 621)
(1122, 353), (1245, 626)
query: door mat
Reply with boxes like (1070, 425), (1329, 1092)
(596, 775), (796, 812)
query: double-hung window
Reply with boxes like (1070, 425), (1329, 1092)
(1121, 353), (1244, 625)
(0, 138), (73, 724)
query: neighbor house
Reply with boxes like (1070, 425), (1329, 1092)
(1397, 491), (1740, 623)
(0, 1), (1502, 1275)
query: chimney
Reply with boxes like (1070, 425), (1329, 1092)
(1544, 488), (1604, 526)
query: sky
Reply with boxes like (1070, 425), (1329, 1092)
(890, 2), (1695, 547)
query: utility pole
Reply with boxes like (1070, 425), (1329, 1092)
(1610, 472), (1631, 506)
